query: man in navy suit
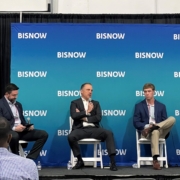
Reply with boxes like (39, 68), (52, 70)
(68, 83), (117, 171)
(0, 83), (48, 160)
(133, 83), (175, 170)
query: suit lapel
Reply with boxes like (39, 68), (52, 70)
(142, 100), (149, 117)
(154, 100), (158, 121)
(78, 98), (85, 111)
(2, 97), (14, 119)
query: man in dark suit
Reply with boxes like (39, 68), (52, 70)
(133, 83), (175, 170)
(68, 83), (117, 171)
(0, 83), (48, 160)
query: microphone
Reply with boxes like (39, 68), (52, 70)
(89, 98), (92, 102)
(27, 117), (30, 124)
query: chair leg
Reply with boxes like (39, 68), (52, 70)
(99, 143), (103, 169)
(164, 142), (168, 168)
(159, 143), (163, 167)
(137, 144), (140, 168)
(19, 144), (25, 157)
(71, 150), (75, 167)
(93, 143), (97, 168)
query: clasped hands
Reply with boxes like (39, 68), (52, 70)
(15, 124), (34, 132)
(76, 102), (94, 121)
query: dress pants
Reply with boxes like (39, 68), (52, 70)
(141, 116), (175, 156)
(68, 126), (116, 157)
(10, 129), (48, 159)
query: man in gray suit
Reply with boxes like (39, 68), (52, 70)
(68, 83), (117, 171)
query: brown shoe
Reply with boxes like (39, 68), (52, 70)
(141, 125), (153, 138)
(153, 160), (161, 170)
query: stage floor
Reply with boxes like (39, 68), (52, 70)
(39, 166), (180, 180)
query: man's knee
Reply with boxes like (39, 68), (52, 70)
(11, 132), (20, 142)
(105, 129), (114, 137)
(151, 129), (159, 136)
(168, 116), (176, 124)
(40, 130), (48, 140)
(68, 133), (76, 143)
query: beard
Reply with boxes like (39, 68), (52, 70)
(7, 97), (16, 103)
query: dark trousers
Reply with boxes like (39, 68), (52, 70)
(68, 127), (116, 157)
(10, 129), (48, 160)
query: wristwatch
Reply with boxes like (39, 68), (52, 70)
(87, 112), (91, 116)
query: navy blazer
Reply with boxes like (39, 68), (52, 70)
(133, 99), (167, 131)
(0, 97), (27, 128)
(70, 98), (102, 130)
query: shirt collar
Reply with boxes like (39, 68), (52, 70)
(81, 97), (89, 102)
(146, 100), (154, 106)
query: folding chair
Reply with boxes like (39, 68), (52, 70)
(136, 130), (168, 168)
(70, 117), (103, 168)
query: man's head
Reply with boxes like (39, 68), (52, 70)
(80, 83), (93, 101)
(143, 83), (155, 101)
(4, 83), (19, 103)
(0, 117), (12, 148)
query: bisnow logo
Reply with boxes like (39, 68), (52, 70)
(23, 110), (47, 117)
(96, 33), (125, 40)
(57, 90), (80, 97)
(57, 52), (86, 58)
(18, 71), (47, 78)
(102, 110), (126, 116)
(135, 52), (164, 59)
(57, 130), (71, 136)
(174, 72), (180, 78)
(24, 150), (47, 157)
(97, 71), (125, 78)
(136, 91), (165, 97)
(98, 149), (127, 156)
(176, 149), (180, 155)
(175, 110), (180, 116)
(173, 34), (180, 40)
(18, 33), (47, 39)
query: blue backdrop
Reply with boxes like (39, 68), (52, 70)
(11, 23), (180, 167)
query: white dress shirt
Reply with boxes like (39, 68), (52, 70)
(82, 98), (95, 127)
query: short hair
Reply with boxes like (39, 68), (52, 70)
(143, 83), (155, 91)
(80, 83), (92, 90)
(5, 83), (19, 94)
(0, 117), (11, 144)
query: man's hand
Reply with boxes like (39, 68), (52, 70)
(76, 108), (80, 112)
(28, 125), (34, 131)
(15, 124), (26, 132)
(87, 102), (94, 113)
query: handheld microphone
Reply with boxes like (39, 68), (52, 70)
(89, 98), (92, 102)
(27, 117), (30, 124)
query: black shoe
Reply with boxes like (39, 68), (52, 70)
(73, 160), (84, 169)
(110, 163), (118, 171)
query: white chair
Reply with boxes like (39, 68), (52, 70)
(9, 140), (28, 157)
(18, 140), (29, 157)
(70, 117), (103, 168)
(136, 130), (168, 168)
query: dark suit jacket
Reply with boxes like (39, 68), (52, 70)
(70, 98), (102, 130)
(133, 99), (167, 131)
(0, 97), (27, 128)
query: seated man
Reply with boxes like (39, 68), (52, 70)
(68, 83), (117, 171)
(0, 117), (38, 179)
(0, 83), (48, 160)
(133, 83), (175, 170)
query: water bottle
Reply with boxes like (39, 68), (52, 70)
(132, 163), (138, 168)
(67, 161), (72, 170)
(37, 161), (42, 170)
